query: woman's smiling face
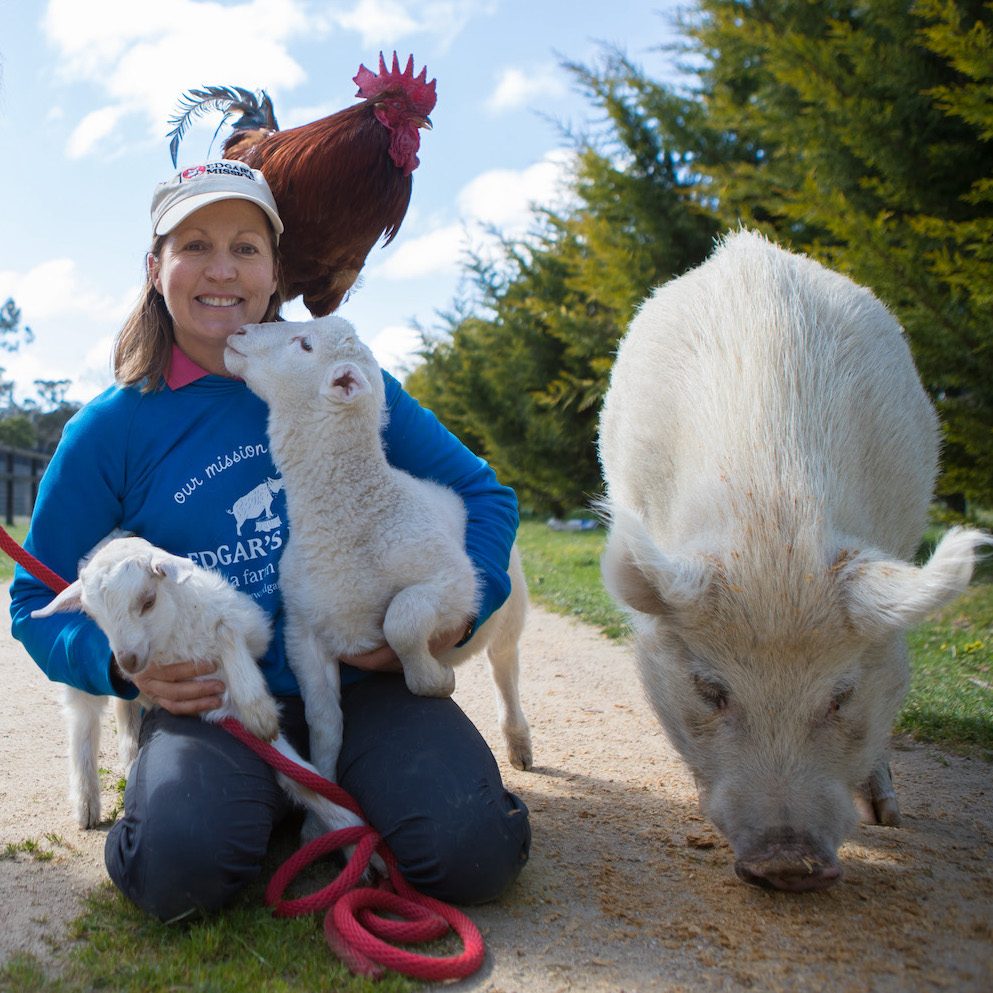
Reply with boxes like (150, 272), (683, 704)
(150, 198), (278, 375)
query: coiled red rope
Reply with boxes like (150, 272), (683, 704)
(221, 716), (486, 980)
(3, 526), (486, 981)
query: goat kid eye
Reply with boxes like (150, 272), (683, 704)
(827, 686), (854, 717)
(138, 595), (156, 615)
(300, 338), (313, 352)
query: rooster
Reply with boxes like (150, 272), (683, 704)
(167, 53), (436, 316)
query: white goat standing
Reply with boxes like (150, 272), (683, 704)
(224, 315), (533, 798)
(32, 535), (364, 835)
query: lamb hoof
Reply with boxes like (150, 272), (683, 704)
(404, 665), (456, 698)
(239, 696), (281, 742)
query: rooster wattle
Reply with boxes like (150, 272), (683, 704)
(167, 53), (436, 316)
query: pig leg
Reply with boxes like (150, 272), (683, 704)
(854, 757), (901, 827)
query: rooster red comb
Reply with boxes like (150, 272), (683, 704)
(354, 52), (437, 116)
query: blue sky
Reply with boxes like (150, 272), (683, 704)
(0, 0), (682, 403)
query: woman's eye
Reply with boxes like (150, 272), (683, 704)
(236, 244), (260, 255)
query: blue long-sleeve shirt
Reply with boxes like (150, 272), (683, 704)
(9, 369), (518, 698)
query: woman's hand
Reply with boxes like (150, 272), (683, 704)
(341, 625), (468, 673)
(129, 659), (226, 716)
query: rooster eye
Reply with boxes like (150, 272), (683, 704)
(693, 674), (729, 711)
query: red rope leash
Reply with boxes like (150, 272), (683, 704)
(0, 527), (69, 593)
(221, 716), (486, 981)
(2, 526), (486, 981)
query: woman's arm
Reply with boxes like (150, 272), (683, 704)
(379, 371), (519, 639)
(9, 397), (138, 697)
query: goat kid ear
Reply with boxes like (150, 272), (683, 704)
(148, 553), (192, 585)
(31, 580), (85, 617)
(321, 361), (371, 403)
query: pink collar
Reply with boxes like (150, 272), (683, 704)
(165, 345), (213, 389)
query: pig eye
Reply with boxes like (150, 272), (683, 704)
(828, 685), (854, 716)
(138, 592), (156, 615)
(693, 674), (729, 711)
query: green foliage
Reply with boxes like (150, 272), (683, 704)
(0, 300), (80, 454)
(407, 48), (719, 514)
(678, 0), (993, 505)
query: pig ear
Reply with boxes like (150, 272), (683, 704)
(321, 361), (371, 403)
(31, 580), (85, 618)
(601, 507), (713, 616)
(842, 527), (991, 635)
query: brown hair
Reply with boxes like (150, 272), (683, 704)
(113, 230), (282, 393)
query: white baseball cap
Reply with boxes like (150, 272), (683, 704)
(150, 161), (284, 241)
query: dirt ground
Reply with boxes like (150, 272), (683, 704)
(1, 588), (992, 992)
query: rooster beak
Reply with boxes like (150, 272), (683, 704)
(420, 116), (433, 130)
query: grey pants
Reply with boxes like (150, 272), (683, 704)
(105, 674), (530, 921)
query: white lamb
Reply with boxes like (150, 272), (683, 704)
(32, 535), (363, 835)
(224, 315), (533, 797)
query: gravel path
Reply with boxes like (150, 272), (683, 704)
(1, 590), (992, 991)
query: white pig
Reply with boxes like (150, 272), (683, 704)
(598, 229), (990, 891)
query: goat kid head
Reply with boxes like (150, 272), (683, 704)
(32, 537), (194, 677)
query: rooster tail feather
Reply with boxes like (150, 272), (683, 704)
(166, 85), (278, 167)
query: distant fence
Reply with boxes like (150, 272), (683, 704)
(0, 445), (50, 525)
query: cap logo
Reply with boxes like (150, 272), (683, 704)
(178, 161), (258, 184)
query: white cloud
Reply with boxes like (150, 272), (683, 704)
(369, 149), (576, 282)
(330, 0), (496, 50)
(66, 106), (127, 160)
(375, 224), (465, 280)
(0, 259), (128, 325)
(366, 323), (423, 376)
(486, 64), (569, 114)
(0, 259), (134, 402)
(44, 0), (312, 158)
(457, 149), (575, 230)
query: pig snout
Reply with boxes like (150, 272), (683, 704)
(733, 828), (842, 892)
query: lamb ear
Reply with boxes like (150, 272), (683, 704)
(321, 361), (371, 403)
(31, 580), (85, 618)
(842, 527), (990, 636)
(601, 508), (713, 616)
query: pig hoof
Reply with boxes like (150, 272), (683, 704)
(856, 764), (902, 827)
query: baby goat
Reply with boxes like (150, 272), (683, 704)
(32, 535), (363, 835)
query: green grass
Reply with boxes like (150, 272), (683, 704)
(0, 520), (29, 583)
(516, 518), (629, 638)
(0, 856), (424, 993)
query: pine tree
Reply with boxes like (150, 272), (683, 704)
(406, 51), (719, 514)
(682, 0), (993, 505)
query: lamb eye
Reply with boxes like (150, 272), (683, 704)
(693, 674), (729, 711)
(138, 593), (156, 615)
